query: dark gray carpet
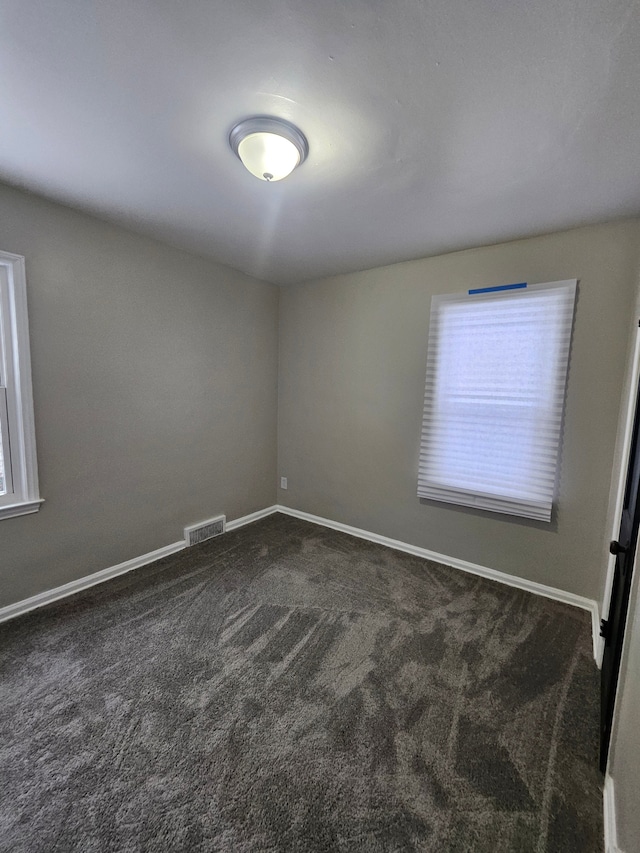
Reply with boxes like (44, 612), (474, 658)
(0, 513), (602, 852)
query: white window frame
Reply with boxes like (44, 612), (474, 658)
(418, 279), (577, 522)
(0, 250), (42, 520)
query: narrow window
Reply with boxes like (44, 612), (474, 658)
(418, 280), (577, 522)
(0, 251), (42, 520)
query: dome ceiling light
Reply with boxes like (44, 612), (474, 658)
(229, 116), (309, 182)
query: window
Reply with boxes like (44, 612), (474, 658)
(0, 250), (42, 520)
(418, 280), (577, 522)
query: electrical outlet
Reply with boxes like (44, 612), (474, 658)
(280, 477), (288, 490)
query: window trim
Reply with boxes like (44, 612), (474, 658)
(0, 250), (42, 520)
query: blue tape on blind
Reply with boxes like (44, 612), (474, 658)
(468, 282), (527, 295)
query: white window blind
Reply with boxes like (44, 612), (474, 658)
(418, 280), (577, 522)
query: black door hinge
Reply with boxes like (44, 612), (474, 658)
(600, 618), (609, 640)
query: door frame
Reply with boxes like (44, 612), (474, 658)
(600, 324), (640, 668)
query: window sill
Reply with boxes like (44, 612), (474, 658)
(0, 498), (44, 520)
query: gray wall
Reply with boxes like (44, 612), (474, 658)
(278, 220), (640, 601)
(0, 182), (279, 607)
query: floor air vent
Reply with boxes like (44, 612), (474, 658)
(184, 515), (226, 546)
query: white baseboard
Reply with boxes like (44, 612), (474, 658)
(226, 505), (278, 531)
(275, 505), (601, 662)
(0, 506), (281, 625)
(591, 609), (603, 668)
(0, 540), (186, 625)
(0, 502), (601, 665)
(604, 775), (622, 853)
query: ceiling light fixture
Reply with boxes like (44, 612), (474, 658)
(229, 116), (309, 182)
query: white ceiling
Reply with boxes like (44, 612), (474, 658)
(1, 0), (639, 285)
